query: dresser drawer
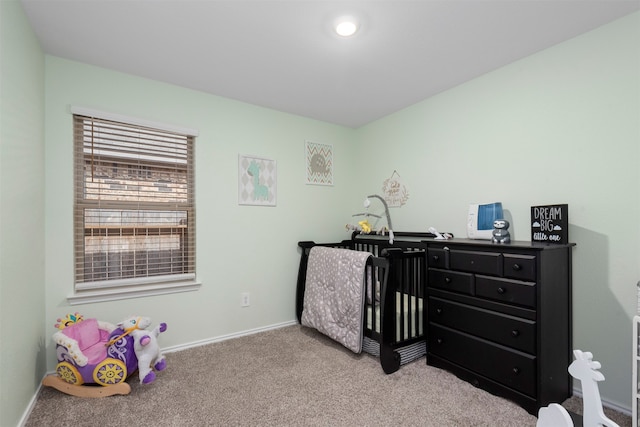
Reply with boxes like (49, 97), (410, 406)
(428, 324), (536, 397)
(450, 249), (502, 275)
(428, 297), (536, 353)
(428, 268), (474, 295)
(476, 275), (536, 308)
(427, 248), (447, 269)
(504, 254), (536, 281)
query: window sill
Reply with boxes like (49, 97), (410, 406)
(67, 279), (201, 305)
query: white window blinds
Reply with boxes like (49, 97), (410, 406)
(73, 114), (195, 289)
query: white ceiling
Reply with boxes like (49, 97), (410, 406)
(21, 0), (640, 128)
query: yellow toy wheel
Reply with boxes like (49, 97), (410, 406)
(56, 362), (83, 386)
(93, 358), (127, 386)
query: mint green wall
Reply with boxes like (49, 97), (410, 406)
(354, 12), (640, 409)
(44, 56), (356, 363)
(3, 6), (639, 424)
(0, 1), (46, 426)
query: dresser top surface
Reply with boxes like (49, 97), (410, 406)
(425, 238), (575, 250)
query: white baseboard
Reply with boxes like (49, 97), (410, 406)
(572, 386), (632, 417)
(17, 384), (43, 427)
(161, 320), (298, 354)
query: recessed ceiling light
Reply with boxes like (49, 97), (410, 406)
(335, 16), (358, 37)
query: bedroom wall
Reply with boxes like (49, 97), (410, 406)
(0, 1), (46, 426)
(5, 5), (637, 425)
(353, 12), (640, 410)
(43, 56), (356, 370)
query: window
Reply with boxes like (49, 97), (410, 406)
(72, 111), (197, 303)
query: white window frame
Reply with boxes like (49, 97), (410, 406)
(68, 106), (200, 305)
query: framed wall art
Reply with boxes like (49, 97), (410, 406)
(531, 204), (568, 243)
(305, 141), (333, 185)
(238, 155), (277, 206)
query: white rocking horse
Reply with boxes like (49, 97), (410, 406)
(537, 349), (619, 427)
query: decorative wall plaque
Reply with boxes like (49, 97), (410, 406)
(382, 170), (409, 207)
(531, 204), (568, 243)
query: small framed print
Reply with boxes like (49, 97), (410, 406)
(238, 155), (277, 206)
(531, 204), (568, 243)
(305, 141), (333, 186)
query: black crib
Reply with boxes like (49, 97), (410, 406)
(296, 232), (433, 374)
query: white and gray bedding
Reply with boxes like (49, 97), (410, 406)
(301, 246), (372, 353)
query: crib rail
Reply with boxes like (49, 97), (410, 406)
(351, 231), (434, 255)
(381, 248), (425, 344)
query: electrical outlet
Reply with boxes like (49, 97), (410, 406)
(241, 292), (250, 307)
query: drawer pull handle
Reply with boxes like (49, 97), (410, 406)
(512, 263), (522, 271)
(432, 255), (439, 262)
(511, 330), (520, 337)
(436, 308), (443, 315)
(436, 338), (443, 345)
(512, 367), (520, 375)
(445, 277), (452, 284)
(497, 287), (506, 294)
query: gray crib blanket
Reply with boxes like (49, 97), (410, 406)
(301, 246), (372, 353)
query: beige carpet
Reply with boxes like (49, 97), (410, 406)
(26, 325), (631, 426)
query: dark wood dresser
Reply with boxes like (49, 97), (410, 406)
(425, 239), (575, 415)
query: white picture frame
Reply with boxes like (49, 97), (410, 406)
(305, 141), (333, 186)
(238, 155), (277, 206)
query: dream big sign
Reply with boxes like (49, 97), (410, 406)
(531, 204), (568, 244)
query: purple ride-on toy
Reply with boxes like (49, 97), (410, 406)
(44, 315), (138, 396)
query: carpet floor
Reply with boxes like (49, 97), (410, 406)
(25, 325), (631, 426)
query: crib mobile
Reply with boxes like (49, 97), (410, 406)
(347, 194), (453, 243)
(347, 194), (395, 244)
(41, 312), (167, 398)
